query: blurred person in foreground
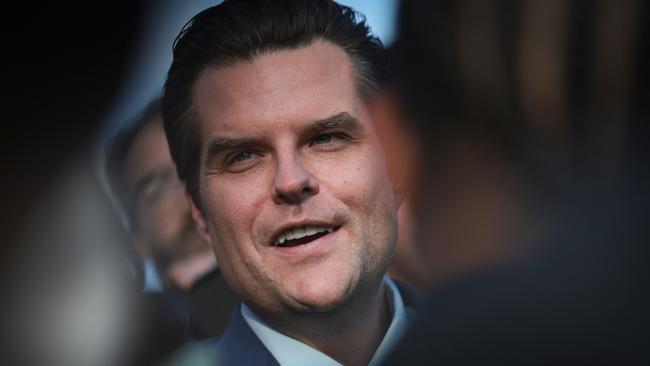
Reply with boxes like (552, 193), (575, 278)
(387, 201), (430, 290)
(0, 2), (190, 365)
(160, 0), (418, 364)
(371, 0), (649, 364)
(106, 100), (239, 339)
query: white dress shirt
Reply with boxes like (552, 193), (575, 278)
(241, 276), (411, 366)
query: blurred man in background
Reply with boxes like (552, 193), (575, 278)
(106, 100), (239, 339)
(373, 0), (649, 363)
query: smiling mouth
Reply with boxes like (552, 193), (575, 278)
(273, 226), (335, 248)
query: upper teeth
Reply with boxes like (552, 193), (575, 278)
(275, 226), (333, 245)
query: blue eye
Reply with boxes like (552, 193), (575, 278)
(313, 134), (333, 144)
(233, 151), (253, 161)
(221, 150), (262, 173)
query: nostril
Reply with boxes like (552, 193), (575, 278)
(273, 177), (319, 204)
(300, 186), (313, 196)
(272, 157), (319, 204)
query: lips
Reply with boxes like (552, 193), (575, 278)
(271, 223), (336, 247)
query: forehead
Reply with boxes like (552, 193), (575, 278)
(192, 40), (363, 137)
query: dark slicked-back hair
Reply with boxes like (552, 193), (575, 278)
(162, 0), (387, 209)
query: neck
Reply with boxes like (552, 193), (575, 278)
(263, 279), (391, 366)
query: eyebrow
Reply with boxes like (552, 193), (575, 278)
(308, 112), (364, 134)
(203, 112), (364, 169)
(204, 137), (261, 169)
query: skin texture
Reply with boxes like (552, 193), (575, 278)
(190, 41), (399, 364)
(124, 119), (215, 289)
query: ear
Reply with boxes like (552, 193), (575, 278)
(369, 89), (420, 208)
(187, 193), (213, 246)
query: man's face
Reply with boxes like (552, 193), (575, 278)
(125, 120), (206, 263)
(191, 41), (398, 316)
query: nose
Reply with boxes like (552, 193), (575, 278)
(273, 153), (319, 204)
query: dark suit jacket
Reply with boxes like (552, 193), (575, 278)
(212, 281), (421, 366)
(185, 268), (240, 339)
(383, 187), (649, 365)
(213, 304), (280, 366)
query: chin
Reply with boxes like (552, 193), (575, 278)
(286, 273), (356, 312)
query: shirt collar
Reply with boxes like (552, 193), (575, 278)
(240, 276), (410, 366)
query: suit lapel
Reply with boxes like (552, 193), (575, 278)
(214, 303), (280, 366)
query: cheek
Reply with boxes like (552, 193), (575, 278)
(201, 185), (260, 292)
(335, 151), (393, 208)
(317, 142), (386, 184)
(204, 184), (258, 243)
(317, 148), (396, 235)
(200, 174), (272, 266)
(348, 154), (398, 250)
